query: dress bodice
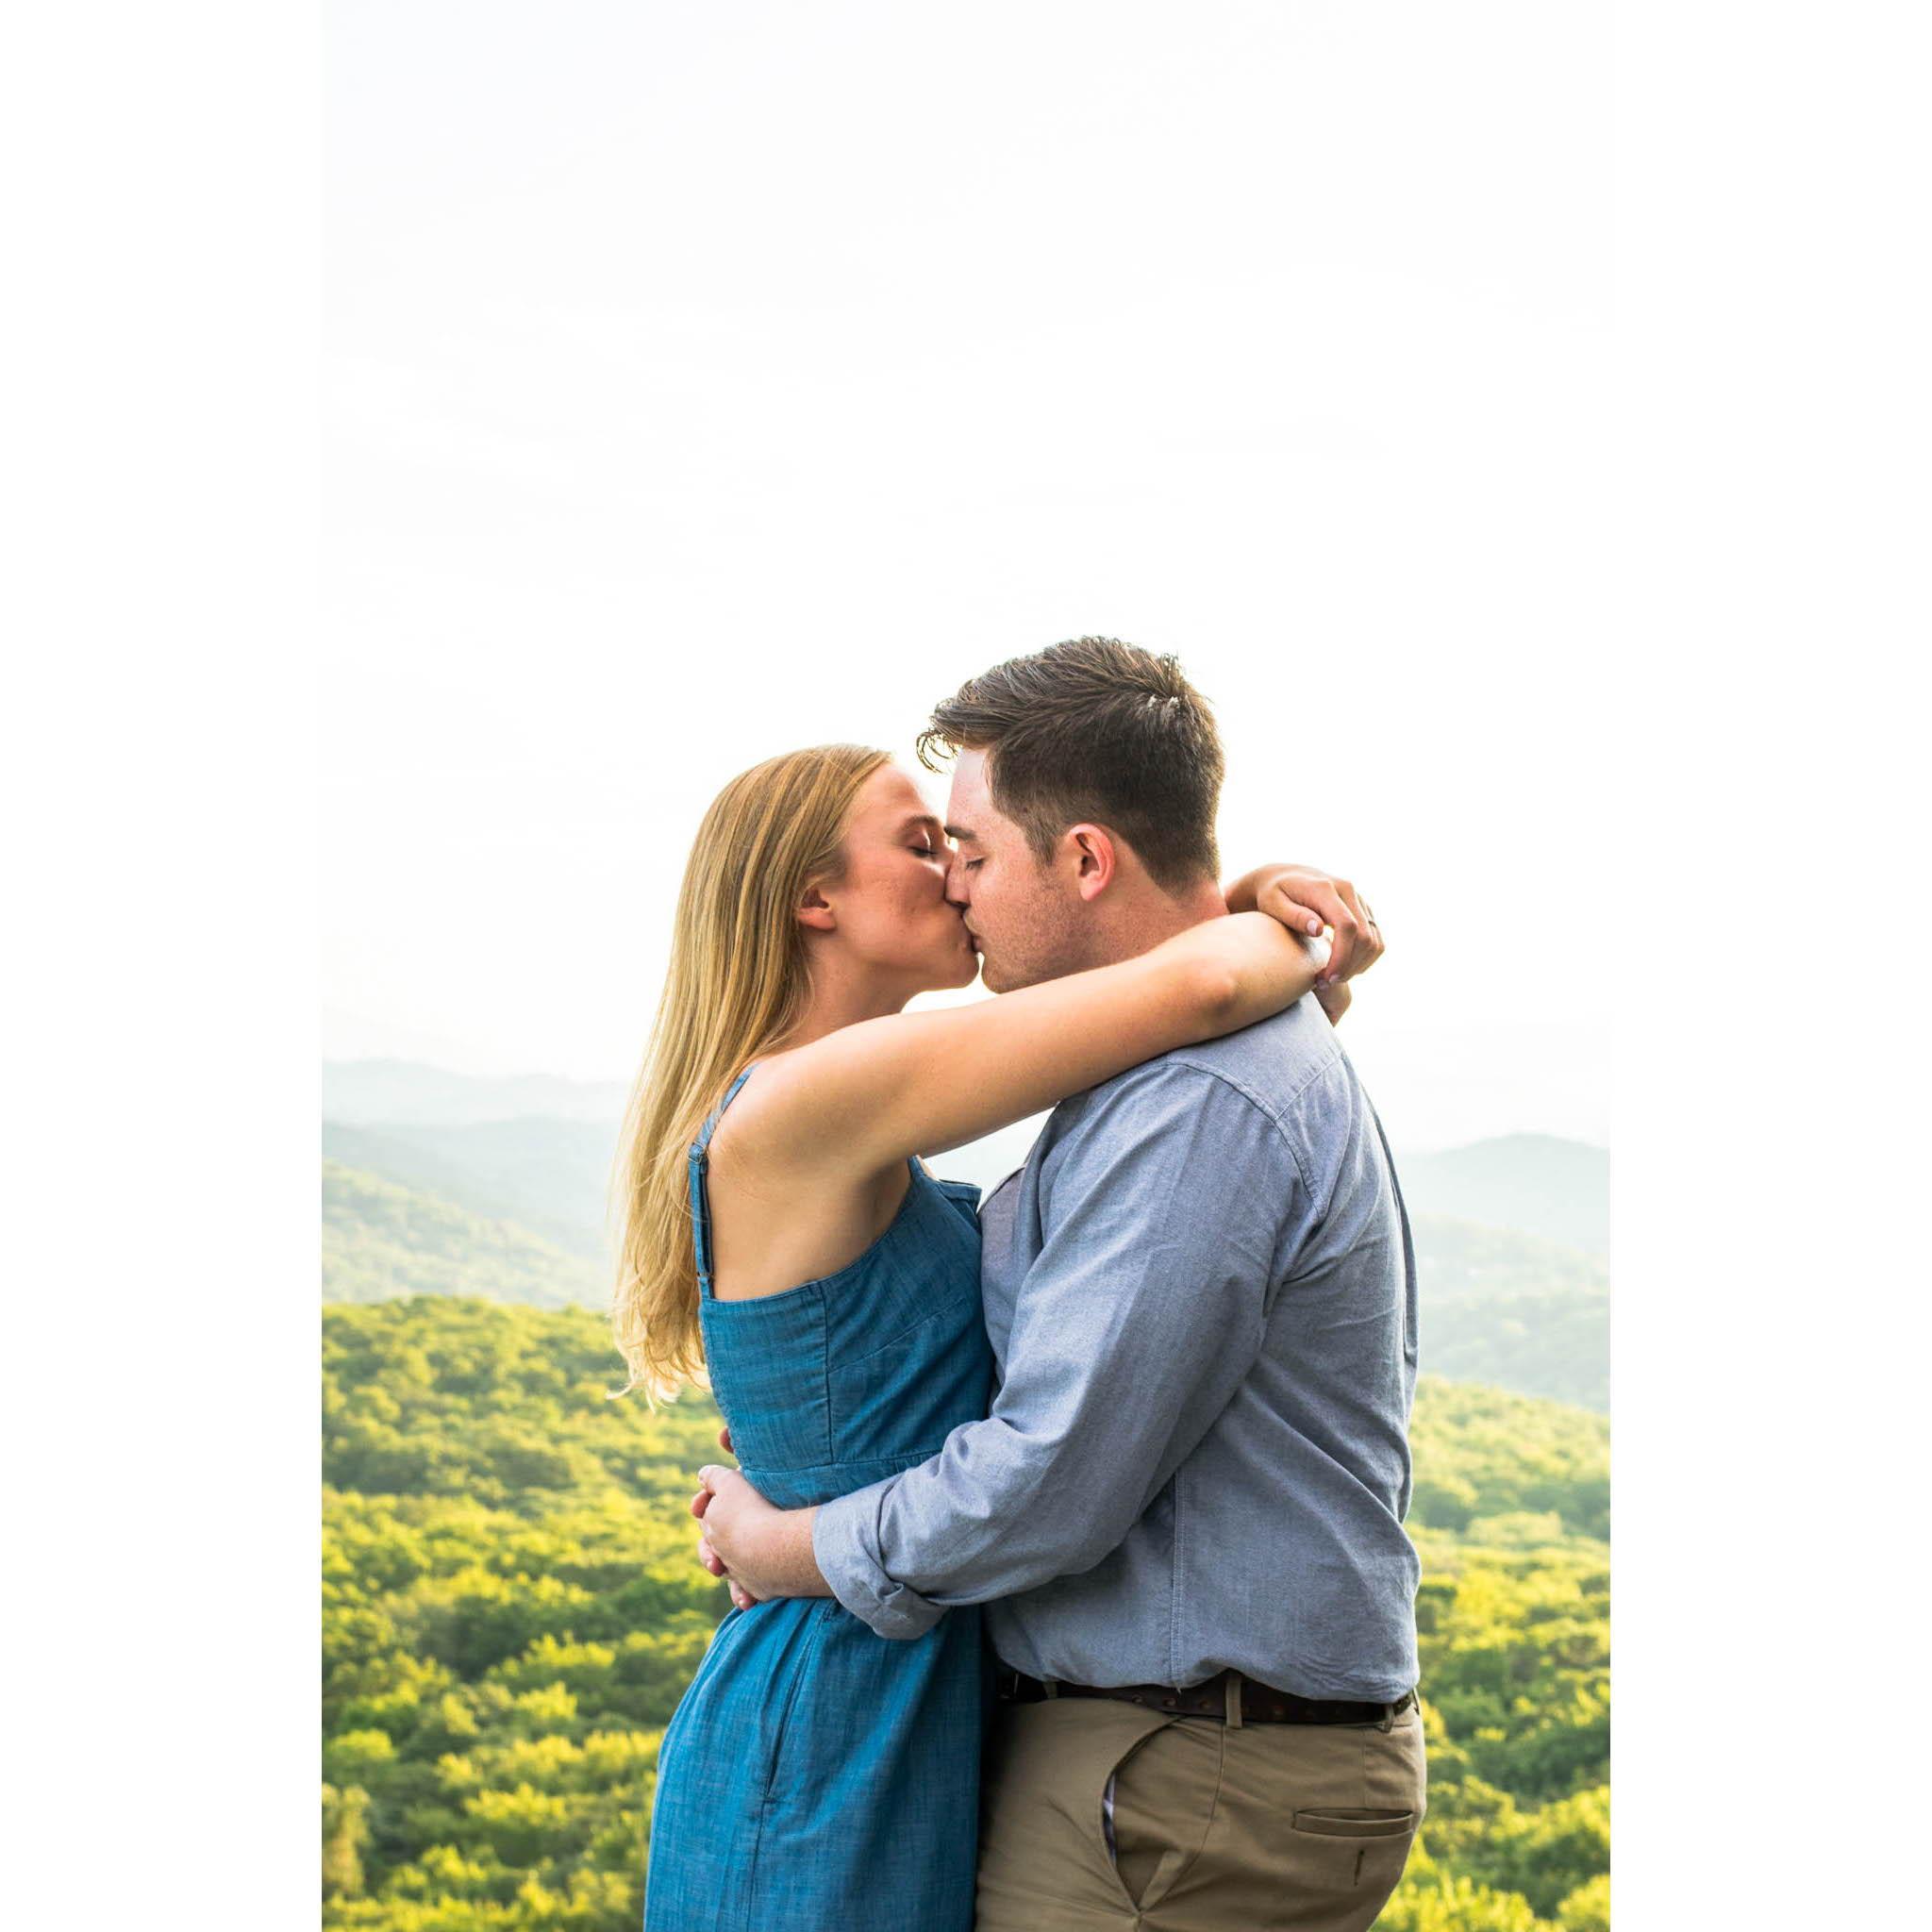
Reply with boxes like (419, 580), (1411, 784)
(688, 1072), (993, 1511)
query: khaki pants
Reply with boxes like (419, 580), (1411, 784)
(974, 1690), (1425, 1931)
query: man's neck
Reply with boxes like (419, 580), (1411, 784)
(1079, 874), (1227, 970)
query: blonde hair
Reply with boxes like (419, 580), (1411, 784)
(608, 743), (892, 1401)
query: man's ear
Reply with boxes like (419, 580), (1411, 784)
(796, 882), (837, 932)
(1064, 824), (1118, 903)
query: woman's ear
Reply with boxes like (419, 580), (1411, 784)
(796, 882), (837, 932)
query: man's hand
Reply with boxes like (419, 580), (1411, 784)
(691, 1463), (831, 1606)
(1223, 864), (1385, 992)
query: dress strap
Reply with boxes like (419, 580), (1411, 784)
(687, 1065), (758, 1295)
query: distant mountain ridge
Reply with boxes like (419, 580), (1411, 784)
(323, 1117), (619, 1259)
(321, 1058), (1609, 1407)
(323, 1058), (1607, 1241)
(323, 1163), (602, 1309)
(1397, 1133), (1608, 1255)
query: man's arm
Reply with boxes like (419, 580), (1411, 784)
(699, 1060), (1301, 1634)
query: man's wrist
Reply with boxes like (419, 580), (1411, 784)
(811, 1486), (945, 1640)
(772, 1506), (831, 1597)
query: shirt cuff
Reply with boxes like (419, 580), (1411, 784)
(812, 1483), (945, 1641)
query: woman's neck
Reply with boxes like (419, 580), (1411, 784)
(767, 969), (913, 1056)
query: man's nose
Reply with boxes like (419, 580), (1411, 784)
(944, 858), (972, 906)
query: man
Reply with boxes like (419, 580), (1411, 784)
(695, 637), (1424, 1932)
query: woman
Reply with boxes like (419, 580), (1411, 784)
(611, 743), (1368, 1932)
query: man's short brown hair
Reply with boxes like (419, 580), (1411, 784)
(917, 637), (1224, 891)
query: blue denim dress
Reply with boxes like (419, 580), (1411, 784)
(643, 1067), (994, 1932)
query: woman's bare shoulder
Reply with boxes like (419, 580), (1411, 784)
(704, 1051), (805, 1169)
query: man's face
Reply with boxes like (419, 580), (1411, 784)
(943, 750), (1089, 991)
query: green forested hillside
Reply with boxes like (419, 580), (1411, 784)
(323, 1300), (1608, 1931)
(1409, 1214), (1607, 1413)
(324, 1164), (602, 1310)
(1411, 1214), (1607, 1302)
(323, 1120), (619, 1259)
(1418, 1290), (1608, 1414)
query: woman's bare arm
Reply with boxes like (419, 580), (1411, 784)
(737, 911), (1322, 1177)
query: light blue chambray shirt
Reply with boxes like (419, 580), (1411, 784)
(811, 996), (1421, 1702)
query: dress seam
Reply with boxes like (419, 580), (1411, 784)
(745, 1602), (834, 1922)
(836, 1295), (976, 1368)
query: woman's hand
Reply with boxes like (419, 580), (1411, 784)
(694, 1425), (762, 1610)
(1224, 863), (1385, 989)
(691, 1466), (830, 1602)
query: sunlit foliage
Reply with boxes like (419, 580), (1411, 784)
(324, 1300), (1607, 1928)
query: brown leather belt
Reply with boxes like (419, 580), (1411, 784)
(995, 1666), (1416, 1727)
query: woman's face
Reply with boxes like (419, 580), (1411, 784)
(816, 764), (978, 995)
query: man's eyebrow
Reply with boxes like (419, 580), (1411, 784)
(942, 823), (977, 843)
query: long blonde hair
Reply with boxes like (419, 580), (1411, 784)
(608, 743), (892, 1401)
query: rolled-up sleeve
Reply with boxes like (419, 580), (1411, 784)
(813, 1062), (1298, 1640)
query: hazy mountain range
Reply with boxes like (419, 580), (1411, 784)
(321, 1058), (1609, 1408)
(324, 1161), (602, 1310)
(1397, 1135), (1608, 1256)
(323, 1058), (629, 1128)
(322, 1117), (619, 1258)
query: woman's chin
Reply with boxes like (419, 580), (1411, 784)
(936, 952), (982, 991)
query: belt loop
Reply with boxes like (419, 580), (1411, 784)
(1224, 1670), (1244, 1730)
(1042, 1677), (1059, 1700)
(1377, 1692), (1397, 1733)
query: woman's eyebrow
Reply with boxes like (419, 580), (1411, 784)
(900, 812), (947, 841)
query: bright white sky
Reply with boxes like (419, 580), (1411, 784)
(322, 1), (1613, 1149)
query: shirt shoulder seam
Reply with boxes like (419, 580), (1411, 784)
(1136, 1049), (1346, 1193)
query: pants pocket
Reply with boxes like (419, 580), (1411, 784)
(974, 1701), (1174, 1931)
(1108, 1720), (1216, 1911)
(1290, 1804), (1420, 1908)
(1292, 1807), (1418, 1840)
(1265, 1718), (1424, 1914)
